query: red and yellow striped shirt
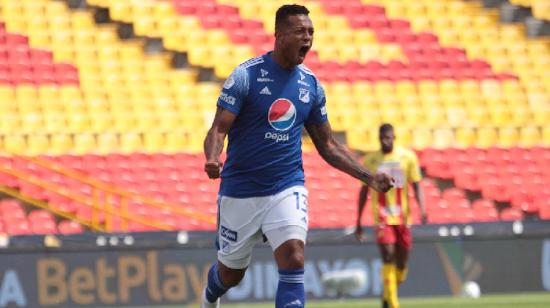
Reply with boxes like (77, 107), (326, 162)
(363, 146), (421, 225)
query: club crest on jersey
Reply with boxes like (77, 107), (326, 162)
(223, 75), (235, 89)
(268, 98), (296, 131)
(299, 88), (310, 103)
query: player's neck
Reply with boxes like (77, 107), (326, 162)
(271, 50), (295, 70)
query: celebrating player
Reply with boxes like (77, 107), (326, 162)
(355, 123), (426, 308)
(201, 4), (394, 308)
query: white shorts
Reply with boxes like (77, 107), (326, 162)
(216, 185), (309, 269)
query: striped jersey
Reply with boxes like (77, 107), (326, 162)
(363, 146), (421, 225)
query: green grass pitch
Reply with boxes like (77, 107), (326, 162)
(217, 292), (550, 308)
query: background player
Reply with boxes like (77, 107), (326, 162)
(355, 123), (426, 308)
(201, 4), (394, 308)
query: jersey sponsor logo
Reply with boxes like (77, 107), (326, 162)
(257, 68), (274, 82)
(219, 92), (236, 105)
(268, 98), (296, 131)
(299, 88), (310, 103)
(220, 225), (238, 242)
(297, 71), (310, 87)
(264, 131), (289, 142)
(223, 76), (235, 89)
(260, 86), (272, 95)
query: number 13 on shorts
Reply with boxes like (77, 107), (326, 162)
(294, 191), (308, 213)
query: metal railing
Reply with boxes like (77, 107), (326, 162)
(0, 155), (216, 232)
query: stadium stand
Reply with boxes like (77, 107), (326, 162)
(510, 0), (550, 21)
(0, 0), (548, 235)
(0, 198), (83, 235)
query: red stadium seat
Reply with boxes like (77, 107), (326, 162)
(57, 220), (84, 234)
(500, 208), (524, 221)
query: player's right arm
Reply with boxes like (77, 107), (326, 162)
(204, 107), (236, 179)
(354, 184), (369, 242)
(203, 65), (249, 179)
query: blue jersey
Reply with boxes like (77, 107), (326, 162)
(216, 52), (328, 198)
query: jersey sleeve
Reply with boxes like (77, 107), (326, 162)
(216, 65), (249, 115)
(407, 151), (422, 183)
(305, 81), (329, 125)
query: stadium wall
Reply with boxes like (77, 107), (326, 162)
(1, 223), (550, 307)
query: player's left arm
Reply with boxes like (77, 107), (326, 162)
(412, 182), (426, 224)
(305, 122), (392, 193)
(408, 151), (427, 224)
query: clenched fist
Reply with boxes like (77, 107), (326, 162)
(204, 161), (223, 179)
(370, 172), (394, 193)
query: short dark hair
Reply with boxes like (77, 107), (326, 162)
(379, 123), (394, 136)
(275, 4), (310, 32)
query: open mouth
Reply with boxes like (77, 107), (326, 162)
(299, 45), (310, 57)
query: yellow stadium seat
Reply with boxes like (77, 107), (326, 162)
(543, 126), (550, 146)
(134, 114), (158, 132)
(73, 134), (97, 155)
(66, 113), (91, 133)
(143, 132), (165, 153)
(417, 80), (438, 97)
(187, 46), (211, 67)
(27, 135), (50, 156)
(446, 107), (468, 127)
(519, 126), (541, 146)
(347, 129), (378, 152)
(120, 133), (142, 153)
(395, 81), (417, 97)
(424, 107), (446, 128)
(72, 11), (95, 30)
(532, 106), (550, 125)
(489, 106), (512, 126)
(165, 132), (187, 153)
(411, 128), (433, 150)
(96, 133), (119, 154)
(133, 17), (156, 37)
(467, 107), (490, 126)
(380, 109), (403, 125)
(110, 2), (132, 23)
(402, 107), (425, 127)
(88, 114), (111, 133)
(4, 135), (26, 155)
(43, 114), (67, 134)
(497, 127), (519, 147)
(476, 127), (497, 148)
(20, 114), (43, 134)
(394, 127), (412, 148)
(433, 128), (454, 149)
(50, 134), (73, 155)
(352, 29), (376, 45)
(112, 115), (136, 133)
(455, 127), (476, 148)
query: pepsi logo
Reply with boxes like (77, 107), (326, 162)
(268, 99), (296, 131)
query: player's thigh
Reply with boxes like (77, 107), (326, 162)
(395, 244), (409, 269)
(376, 225), (397, 262)
(262, 186), (309, 251)
(217, 195), (265, 269)
(395, 225), (412, 251)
